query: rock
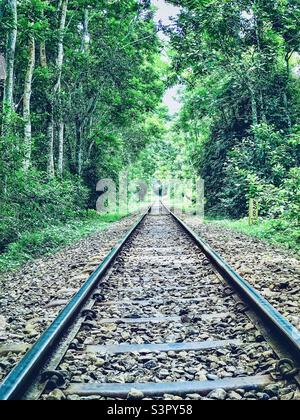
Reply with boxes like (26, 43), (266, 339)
(163, 394), (182, 400)
(144, 360), (157, 369)
(46, 300), (68, 308)
(24, 322), (39, 337)
(163, 394), (174, 400)
(239, 266), (252, 276)
(95, 358), (106, 367)
(186, 393), (201, 400)
(207, 374), (219, 381)
(236, 389), (246, 396)
(57, 287), (78, 296)
(257, 392), (270, 401)
(207, 355), (219, 363)
(293, 390), (300, 400)
(107, 374), (125, 384)
(181, 315), (191, 323)
(67, 395), (81, 401)
(262, 288), (276, 298)
(81, 396), (103, 401)
(158, 369), (169, 378)
(0, 360), (11, 370)
(157, 353), (168, 361)
(281, 392), (295, 401)
(228, 391), (243, 400)
(278, 281), (289, 290)
(244, 392), (257, 399)
(0, 316), (6, 333)
(127, 389), (144, 400)
(216, 349), (228, 356)
(179, 309), (189, 316)
(207, 389), (227, 400)
(264, 384), (279, 397)
(185, 367), (198, 375)
(254, 332), (264, 342)
(45, 389), (66, 400)
(244, 323), (255, 331)
(195, 372), (207, 381)
(0, 343), (30, 356)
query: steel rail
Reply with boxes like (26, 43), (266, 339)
(1, 202), (299, 400)
(164, 204), (300, 363)
(0, 207), (151, 401)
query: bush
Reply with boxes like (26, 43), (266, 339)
(221, 123), (299, 222)
(0, 204), (20, 251)
(0, 169), (89, 252)
(0, 212), (125, 272)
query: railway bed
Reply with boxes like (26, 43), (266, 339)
(0, 203), (299, 400)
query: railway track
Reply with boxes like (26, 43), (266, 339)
(0, 202), (299, 400)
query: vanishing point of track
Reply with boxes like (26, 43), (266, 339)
(0, 203), (299, 400)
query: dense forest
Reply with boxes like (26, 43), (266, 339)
(0, 0), (299, 266)
(0, 0), (166, 258)
(167, 0), (300, 246)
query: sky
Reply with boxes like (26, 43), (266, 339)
(152, 0), (179, 26)
(152, 0), (182, 116)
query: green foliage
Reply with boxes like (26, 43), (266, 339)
(0, 0), (165, 256)
(207, 217), (300, 255)
(0, 210), (125, 272)
(221, 124), (299, 219)
(1, 0), (299, 264)
(167, 0), (300, 251)
(0, 169), (89, 252)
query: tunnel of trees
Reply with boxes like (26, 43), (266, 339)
(0, 0), (299, 260)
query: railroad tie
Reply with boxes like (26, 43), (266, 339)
(64, 376), (273, 398)
(86, 339), (242, 355)
(97, 313), (230, 324)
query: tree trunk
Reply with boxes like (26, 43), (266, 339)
(249, 85), (258, 126)
(88, 140), (95, 159)
(81, 9), (90, 52)
(76, 119), (83, 176)
(253, 1), (264, 124)
(47, 117), (55, 178)
(253, 2), (262, 53)
(283, 91), (292, 132)
(3, 0), (17, 111)
(23, 36), (36, 171)
(54, 0), (68, 93)
(1, 0), (17, 195)
(283, 53), (292, 132)
(39, 9), (47, 68)
(259, 89), (267, 123)
(49, 0), (68, 177)
(58, 122), (64, 176)
(46, 0), (68, 178)
(40, 41), (47, 68)
(74, 9), (90, 176)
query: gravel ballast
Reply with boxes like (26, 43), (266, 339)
(178, 214), (300, 331)
(0, 209), (299, 401)
(0, 213), (142, 382)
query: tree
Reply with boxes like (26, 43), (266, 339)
(2, 0), (17, 112)
(23, 30), (35, 170)
(167, 0), (300, 217)
(0, 0), (166, 251)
